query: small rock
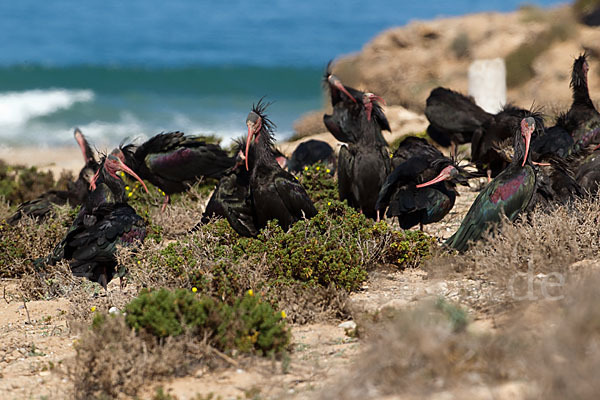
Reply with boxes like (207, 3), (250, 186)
(108, 307), (120, 315)
(378, 298), (409, 312)
(338, 321), (357, 330)
(39, 370), (51, 377)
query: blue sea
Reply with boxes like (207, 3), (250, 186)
(0, 0), (565, 148)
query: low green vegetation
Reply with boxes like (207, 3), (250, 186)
(133, 201), (434, 295)
(297, 163), (337, 208)
(101, 288), (290, 355)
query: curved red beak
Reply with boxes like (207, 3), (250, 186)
(116, 158), (149, 194)
(416, 165), (455, 188)
(329, 75), (357, 104)
(593, 142), (600, 152)
(521, 118), (534, 167)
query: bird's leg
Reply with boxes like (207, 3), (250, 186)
(450, 142), (458, 159)
(161, 194), (170, 213)
(376, 210), (381, 222)
(487, 169), (492, 183)
(99, 270), (108, 296)
(419, 223), (424, 232)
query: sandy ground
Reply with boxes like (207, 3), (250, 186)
(0, 146), (84, 178)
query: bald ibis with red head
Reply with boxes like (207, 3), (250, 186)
(8, 128), (100, 225)
(323, 66), (391, 219)
(377, 137), (474, 229)
(244, 101), (317, 232)
(46, 149), (149, 289)
(425, 87), (493, 157)
(471, 105), (544, 180)
(446, 117), (537, 252)
(121, 131), (235, 210)
(323, 63), (390, 146)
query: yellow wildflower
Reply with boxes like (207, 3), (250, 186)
(247, 289), (254, 296)
(304, 166), (308, 171)
(316, 166), (320, 171)
(326, 169), (330, 173)
(192, 287), (198, 293)
(90, 306), (96, 312)
(125, 186), (130, 191)
(128, 192), (133, 197)
(281, 310), (287, 319)
(327, 201), (332, 206)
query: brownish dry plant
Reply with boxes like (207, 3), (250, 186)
(67, 315), (217, 400)
(424, 196), (600, 313)
(321, 271), (600, 400)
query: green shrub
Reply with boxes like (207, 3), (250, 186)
(123, 288), (289, 355)
(129, 202), (434, 296)
(383, 229), (435, 267)
(260, 202), (374, 291)
(450, 32), (470, 59)
(297, 163), (337, 208)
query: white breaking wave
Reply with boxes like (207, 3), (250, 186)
(0, 88), (94, 126)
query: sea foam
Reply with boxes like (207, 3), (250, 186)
(0, 89), (94, 126)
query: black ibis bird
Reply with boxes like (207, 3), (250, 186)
(243, 101), (317, 232)
(286, 139), (335, 174)
(575, 144), (600, 195)
(377, 138), (473, 230)
(46, 149), (149, 289)
(8, 128), (100, 224)
(558, 53), (600, 151)
(425, 87), (493, 157)
(194, 137), (257, 237)
(322, 64), (389, 146)
(322, 67), (391, 219)
(471, 105), (544, 180)
(446, 117), (537, 252)
(121, 131), (235, 210)
(489, 136), (583, 208)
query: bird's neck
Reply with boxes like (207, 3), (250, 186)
(572, 78), (594, 108)
(253, 133), (279, 169)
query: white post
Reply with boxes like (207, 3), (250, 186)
(468, 58), (506, 114)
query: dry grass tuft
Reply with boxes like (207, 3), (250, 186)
(68, 315), (216, 400)
(322, 272), (600, 399)
(321, 299), (528, 399)
(425, 197), (600, 312)
(1, 203), (73, 279)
